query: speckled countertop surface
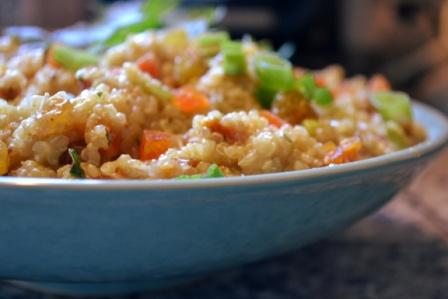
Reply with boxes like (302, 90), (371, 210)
(1, 151), (447, 299)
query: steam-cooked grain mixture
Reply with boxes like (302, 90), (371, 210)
(0, 29), (426, 179)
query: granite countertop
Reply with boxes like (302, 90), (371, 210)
(1, 151), (447, 299)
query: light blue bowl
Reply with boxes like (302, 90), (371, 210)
(0, 102), (447, 296)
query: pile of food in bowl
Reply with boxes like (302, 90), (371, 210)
(0, 28), (426, 179)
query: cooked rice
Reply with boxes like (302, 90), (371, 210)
(0, 29), (426, 179)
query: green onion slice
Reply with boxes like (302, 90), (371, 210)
(196, 31), (229, 56)
(255, 85), (277, 109)
(386, 121), (410, 149)
(222, 41), (246, 76)
(124, 63), (173, 101)
(197, 31), (229, 47)
(294, 73), (316, 99)
(53, 45), (98, 71)
(313, 87), (333, 106)
(370, 91), (413, 125)
(294, 73), (333, 105)
(253, 53), (294, 91)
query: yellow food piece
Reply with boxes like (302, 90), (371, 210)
(0, 141), (9, 175)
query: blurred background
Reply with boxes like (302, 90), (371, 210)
(1, 0), (446, 113)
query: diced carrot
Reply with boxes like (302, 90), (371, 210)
(173, 87), (211, 114)
(324, 137), (362, 165)
(140, 130), (174, 161)
(259, 110), (287, 128)
(208, 121), (246, 144)
(137, 52), (159, 78)
(46, 45), (60, 68)
(369, 74), (391, 92)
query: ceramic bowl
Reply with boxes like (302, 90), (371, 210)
(1, 101), (447, 296)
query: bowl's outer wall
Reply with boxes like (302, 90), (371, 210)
(0, 156), (430, 283)
(0, 101), (446, 283)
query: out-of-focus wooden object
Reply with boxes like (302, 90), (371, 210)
(0, 0), (90, 29)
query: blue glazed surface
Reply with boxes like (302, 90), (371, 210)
(0, 102), (447, 295)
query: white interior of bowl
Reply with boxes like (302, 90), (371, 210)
(0, 101), (447, 190)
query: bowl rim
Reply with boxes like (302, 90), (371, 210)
(1, 101), (447, 190)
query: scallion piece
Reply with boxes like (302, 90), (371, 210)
(196, 31), (229, 56)
(370, 91), (413, 125)
(386, 121), (410, 149)
(68, 148), (85, 178)
(313, 87), (333, 106)
(294, 73), (333, 105)
(197, 32), (229, 47)
(124, 63), (173, 101)
(253, 53), (294, 91)
(294, 73), (316, 99)
(253, 52), (294, 108)
(222, 41), (246, 76)
(52, 45), (98, 71)
(255, 85), (277, 109)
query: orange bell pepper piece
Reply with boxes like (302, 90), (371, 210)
(325, 138), (362, 165)
(173, 87), (211, 114)
(259, 110), (287, 128)
(140, 130), (174, 161)
(369, 75), (391, 92)
(137, 52), (160, 78)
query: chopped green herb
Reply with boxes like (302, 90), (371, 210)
(205, 164), (224, 178)
(68, 148), (85, 178)
(176, 164), (224, 179)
